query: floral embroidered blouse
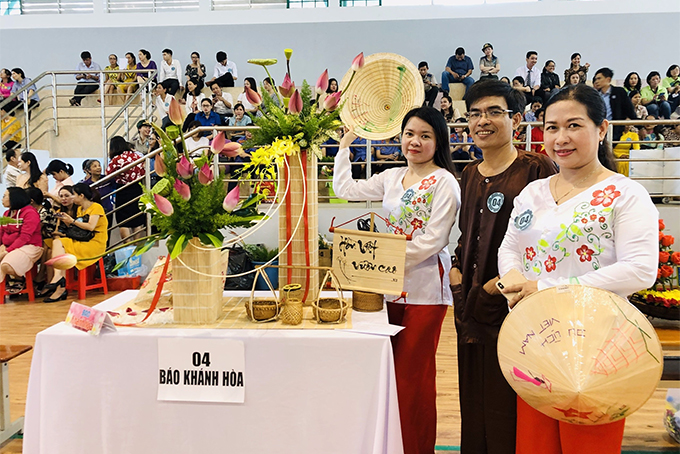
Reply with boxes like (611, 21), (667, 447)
(498, 174), (658, 297)
(333, 147), (461, 305)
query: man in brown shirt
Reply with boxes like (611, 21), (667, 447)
(451, 80), (557, 454)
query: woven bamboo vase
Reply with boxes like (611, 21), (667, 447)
(172, 238), (228, 324)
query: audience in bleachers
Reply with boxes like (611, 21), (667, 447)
(623, 71), (642, 93)
(523, 99), (542, 122)
(419, 61), (439, 108)
(539, 60), (561, 103)
(3, 149), (22, 187)
(629, 90), (648, 119)
(593, 67), (637, 141)
(194, 98), (221, 139)
(186, 120), (210, 157)
(664, 64), (680, 112)
(103, 54), (121, 104)
(81, 159), (114, 219)
(0, 68), (14, 101)
(44, 159), (75, 204)
(106, 136), (145, 241)
(515, 51), (540, 102)
(262, 77), (280, 108)
(563, 52), (590, 85)
(120, 52), (138, 101)
(1, 105), (21, 152)
(6, 68), (39, 118)
(327, 78), (339, 94)
(209, 82), (234, 120)
(131, 119), (157, 156)
(478, 43), (500, 81)
(641, 71), (672, 119)
(136, 49), (157, 85)
(226, 103), (253, 140)
(159, 48), (182, 96)
(181, 77), (205, 119)
(70, 51), (101, 107)
(238, 77), (259, 114)
(441, 47), (475, 97)
(207, 51), (237, 88)
(185, 51), (206, 90)
(153, 81), (173, 129)
(16, 151), (48, 193)
(438, 94), (460, 123)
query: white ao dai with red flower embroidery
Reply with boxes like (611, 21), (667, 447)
(332, 148), (461, 305)
(498, 173), (659, 298)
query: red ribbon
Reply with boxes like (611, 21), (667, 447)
(114, 254), (170, 327)
(284, 155), (293, 285)
(301, 149), (311, 302)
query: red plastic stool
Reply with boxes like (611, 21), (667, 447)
(65, 257), (108, 300)
(0, 266), (36, 303)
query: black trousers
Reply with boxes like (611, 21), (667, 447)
(457, 342), (517, 454)
(215, 73), (234, 88)
(423, 87), (438, 108)
(72, 83), (99, 104)
(4, 99), (40, 119)
(163, 78), (180, 95)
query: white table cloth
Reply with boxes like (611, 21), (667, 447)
(23, 291), (403, 454)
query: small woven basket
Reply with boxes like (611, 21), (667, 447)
(280, 299), (303, 325)
(313, 298), (349, 323)
(244, 300), (279, 322)
(352, 291), (384, 312)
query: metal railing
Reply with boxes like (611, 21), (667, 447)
(0, 68), (157, 166)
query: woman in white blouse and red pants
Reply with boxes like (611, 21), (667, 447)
(334, 107), (461, 454)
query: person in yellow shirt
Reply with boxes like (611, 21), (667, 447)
(1, 105), (22, 152)
(612, 126), (639, 176)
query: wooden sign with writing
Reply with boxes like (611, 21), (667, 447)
(332, 228), (406, 296)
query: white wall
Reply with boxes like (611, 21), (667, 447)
(1, 0), (679, 89)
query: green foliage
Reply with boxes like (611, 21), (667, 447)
(244, 243), (279, 262)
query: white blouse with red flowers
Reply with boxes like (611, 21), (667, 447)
(333, 147), (461, 306)
(106, 150), (145, 185)
(498, 173), (658, 297)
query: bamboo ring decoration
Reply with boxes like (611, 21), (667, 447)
(339, 52), (425, 140)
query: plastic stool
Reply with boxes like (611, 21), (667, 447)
(65, 257), (108, 300)
(0, 266), (36, 304)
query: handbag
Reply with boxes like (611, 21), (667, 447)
(223, 244), (255, 290)
(64, 214), (95, 241)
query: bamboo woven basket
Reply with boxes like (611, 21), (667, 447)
(339, 52), (424, 140)
(244, 300), (280, 321)
(312, 298), (349, 323)
(280, 299), (303, 325)
(352, 290), (384, 312)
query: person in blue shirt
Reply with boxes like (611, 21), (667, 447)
(6, 68), (40, 119)
(194, 98), (222, 139)
(441, 47), (475, 97)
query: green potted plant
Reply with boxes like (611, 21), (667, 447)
(245, 244), (279, 290)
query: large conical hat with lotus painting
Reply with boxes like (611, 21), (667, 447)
(497, 285), (663, 425)
(339, 53), (424, 141)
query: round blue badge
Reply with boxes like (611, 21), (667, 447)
(514, 209), (533, 231)
(487, 192), (504, 213)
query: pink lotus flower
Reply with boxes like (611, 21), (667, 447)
(198, 163), (214, 185)
(323, 91), (342, 111)
(154, 194), (174, 216)
(46, 253), (78, 270)
(351, 52), (365, 71)
(245, 87), (262, 107)
(176, 155), (194, 179)
(154, 154), (166, 177)
(174, 179), (191, 201)
(211, 132), (226, 155)
(223, 186), (240, 212)
(288, 89), (303, 114)
(221, 141), (242, 158)
(316, 69), (329, 94)
(168, 97), (186, 126)
(279, 73), (296, 98)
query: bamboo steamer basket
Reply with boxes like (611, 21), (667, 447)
(244, 300), (279, 321)
(339, 52), (424, 140)
(352, 290), (384, 312)
(313, 298), (349, 323)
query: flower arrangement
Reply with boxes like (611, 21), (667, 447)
(634, 219), (680, 309)
(239, 49), (364, 180)
(133, 99), (267, 259)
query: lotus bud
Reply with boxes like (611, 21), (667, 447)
(221, 141), (242, 158)
(222, 186), (240, 212)
(198, 163), (214, 185)
(174, 179), (191, 201)
(46, 254), (78, 270)
(279, 73), (296, 98)
(288, 89), (303, 114)
(168, 97), (186, 126)
(323, 91), (342, 112)
(351, 52), (365, 71)
(245, 87), (262, 107)
(154, 154), (166, 177)
(154, 194), (174, 216)
(211, 132), (226, 155)
(315, 69), (329, 95)
(176, 155), (194, 179)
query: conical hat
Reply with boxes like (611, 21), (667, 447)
(339, 53), (424, 141)
(497, 285), (663, 425)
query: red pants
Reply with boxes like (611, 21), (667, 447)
(387, 303), (448, 454)
(516, 397), (625, 454)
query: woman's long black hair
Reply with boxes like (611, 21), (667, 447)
(401, 107), (456, 175)
(542, 84), (617, 172)
(19, 151), (43, 186)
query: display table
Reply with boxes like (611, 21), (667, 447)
(22, 291), (403, 454)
